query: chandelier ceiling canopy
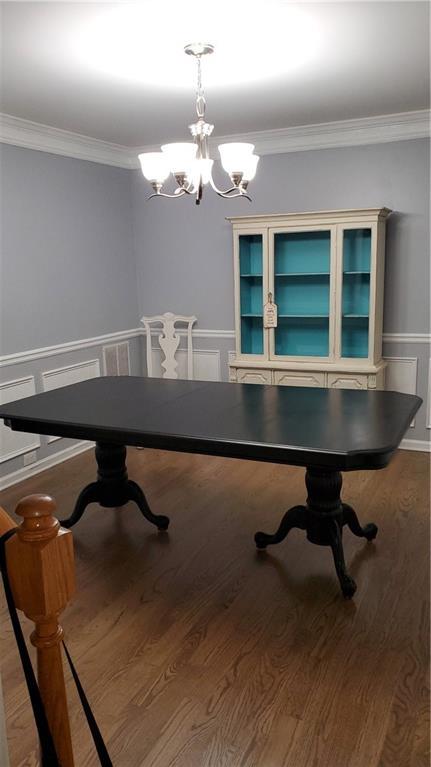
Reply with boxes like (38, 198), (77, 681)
(138, 44), (259, 205)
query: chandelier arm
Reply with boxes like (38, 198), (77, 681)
(147, 189), (190, 200)
(215, 190), (252, 202)
(206, 169), (251, 200)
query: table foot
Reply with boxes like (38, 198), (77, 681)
(254, 468), (377, 598)
(61, 482), (99, 529)
(255, 505), (307, 549)
(60, 442), (170, 531)
(342, 503), (378, 541)
(127, 480), (170, 531)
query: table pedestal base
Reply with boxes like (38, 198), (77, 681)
(61, 442), (170, 531)
(254, 468), (377, 598)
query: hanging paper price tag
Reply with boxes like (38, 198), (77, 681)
(264, 293), (278, 328)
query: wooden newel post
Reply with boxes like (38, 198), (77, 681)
(6, 494), (75, 767)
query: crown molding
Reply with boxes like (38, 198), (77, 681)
(132, 110), (431, 167)
(0, 113), (133, 168)
(1, 109), (430, 169)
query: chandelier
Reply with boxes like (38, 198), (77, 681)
(138, 43), (259, 205)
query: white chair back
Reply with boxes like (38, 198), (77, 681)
(141, 312), (197, 379)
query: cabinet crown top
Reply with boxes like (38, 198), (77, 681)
(226, 207), (392, 224)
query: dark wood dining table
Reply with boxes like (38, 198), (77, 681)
(0, 376), (421, 597)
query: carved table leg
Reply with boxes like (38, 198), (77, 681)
(127, 480), (169, 531)
(328, 520), (357, 598)
(254, 467), (377, 598)
(61, 442), (170, 531)
(342, 503), (378, 541)
(254, 505), (307, 550)
(61, 482), (99, 529)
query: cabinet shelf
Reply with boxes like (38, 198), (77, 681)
(241, 313), (263, 318)
(279, 314), (329, 319)
(344, 271), (370, 276)
(240, 273), (263, 278)
(275, 272), (330, 277)
(343, 314), (369, 319)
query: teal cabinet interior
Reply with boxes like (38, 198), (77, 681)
(341, 228), (371, 359)
(239, 234), (264, 355)
(273, 231), (331, 357)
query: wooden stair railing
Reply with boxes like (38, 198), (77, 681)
(0, 494), (75, 766)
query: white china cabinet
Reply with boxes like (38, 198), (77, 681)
(228, 208), (391, 390)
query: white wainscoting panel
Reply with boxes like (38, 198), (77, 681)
(0, 440), (94, 491)
(150, 348), (221, 382)
(42, 359), (100, 442)
(0, 376), (40, 462)
(385, 357), (418, 427)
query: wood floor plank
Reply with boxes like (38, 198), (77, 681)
(1, 446), (429, 766)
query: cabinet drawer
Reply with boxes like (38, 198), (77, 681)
(236, 368), (272, 385)
(328, 373), (368, 390)
(274, 371), (325, 388)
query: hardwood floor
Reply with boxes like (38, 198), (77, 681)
(1, 447), (429, 767)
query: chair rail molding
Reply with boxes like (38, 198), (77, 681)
(2, 110), (430, 168)
(0, 328), (429, 369)
(0, 328), (139, 368)
(382, 332), (431, 345)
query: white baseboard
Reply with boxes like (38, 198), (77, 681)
(399, 438), (431, 453)
(0, 441), (94, 491)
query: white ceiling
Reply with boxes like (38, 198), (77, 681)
(1, 1), (429, 147)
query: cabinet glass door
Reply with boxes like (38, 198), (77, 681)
(273, 230), (331, 357)
(341, 228), (371, 358)
(239, 234), (264, 355)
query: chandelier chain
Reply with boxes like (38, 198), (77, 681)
(195, 56), (206, 120)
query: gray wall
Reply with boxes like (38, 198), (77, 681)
(0, 144), (138, 355)
(131, 138), (430, 334)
